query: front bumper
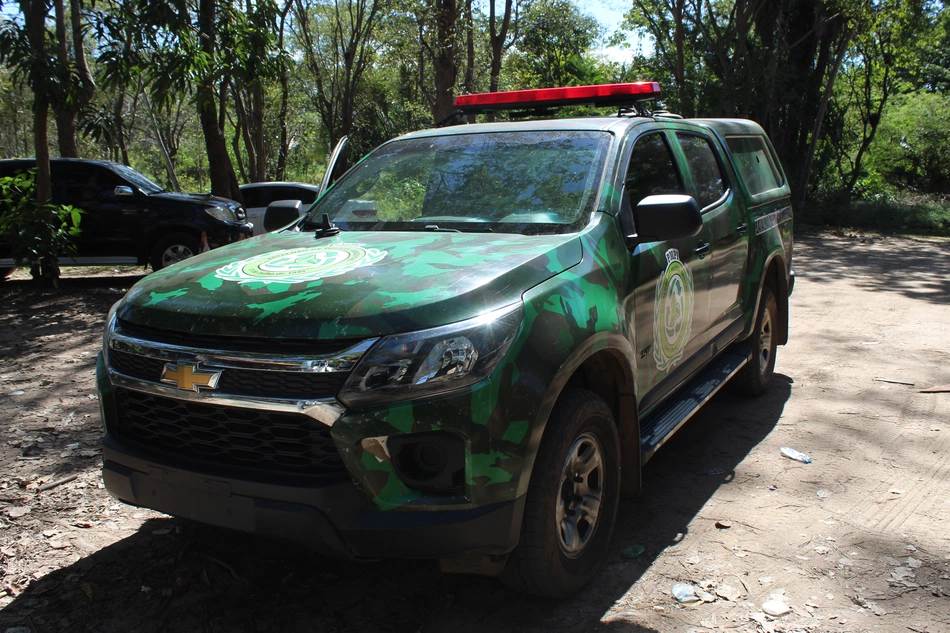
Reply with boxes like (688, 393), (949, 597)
(101, 433), (524, 559)
(206, 221), (253, 249)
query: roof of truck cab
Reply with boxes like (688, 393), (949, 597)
(393, 115), (769, 143)
(397, 116), (657, 139)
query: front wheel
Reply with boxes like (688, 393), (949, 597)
(150, 233), (200, 271)
(733, 285), (778, 395)
(502, 388), (620, 598)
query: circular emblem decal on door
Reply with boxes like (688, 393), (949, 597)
(215, 244), (387, 285)
(653, 248), (694, 372)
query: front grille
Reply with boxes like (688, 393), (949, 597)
(115, 319), (364, 355)
(109, 348), (349, 399)
(114, 388), (347, 478)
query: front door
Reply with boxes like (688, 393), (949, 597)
(621, 131), (713, 412)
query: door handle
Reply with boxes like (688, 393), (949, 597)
(736, 223), (748, 236)
(694, 242), (710, 258)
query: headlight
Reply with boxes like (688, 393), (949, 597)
(338, 303), (523, 408)
(102, 302), (120, 367)
(205, 206), (237, 223)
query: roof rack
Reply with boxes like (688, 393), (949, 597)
(452, 82), (662, 117)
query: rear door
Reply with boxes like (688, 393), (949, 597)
(675, 131), (746, 343)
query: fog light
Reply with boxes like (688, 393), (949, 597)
(388, 432), (464, 493)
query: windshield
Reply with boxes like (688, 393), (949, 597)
(112, 164), (164, 194)
(306, 130), (611, 234)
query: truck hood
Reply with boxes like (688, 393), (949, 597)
(148, 191), (235, 207)
(116, 230), (581, 340)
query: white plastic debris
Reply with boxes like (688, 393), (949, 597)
(780, 447), (812, 463)
(672, 582), (701, 603)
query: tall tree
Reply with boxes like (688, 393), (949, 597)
(510, 0), (600, 89)
(293, 0), (382, 154)
(1, 0), (53, 202)
(487, 0), (517, 92)
(51, 0), (95, 157)
(625, 0), (864, 209)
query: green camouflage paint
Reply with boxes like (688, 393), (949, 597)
(97, 115), (793, 518)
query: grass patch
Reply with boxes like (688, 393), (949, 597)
(801, 192), (950, 236)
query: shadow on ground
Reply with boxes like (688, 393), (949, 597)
(794, 233), (950, 305)
(0, 373), (791, 633)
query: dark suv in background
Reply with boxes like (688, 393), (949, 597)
(0, 158), (252, 278)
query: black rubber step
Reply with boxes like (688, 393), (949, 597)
(639, 349), (751, 464)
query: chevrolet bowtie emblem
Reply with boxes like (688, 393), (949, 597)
(161, 362), (222, 392)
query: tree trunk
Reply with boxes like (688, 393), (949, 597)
(143, 93), (180, 190)
(21, 0), (51, 204)
(51, 0), (95, 157)
(276, 0), (293, 180)
(463, 0), (474, 93)
(114, 91), (130, 166)
(431, 0), (458, 123)
(795, 27), (855, 211)
(488, 0), (512, 93)
(672, 0), (687, 116)
(197, 0), (242, 201)
(53, 0), (79, 157)
(251, 83), (266, 181)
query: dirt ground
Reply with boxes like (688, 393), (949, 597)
(0, 231), (948, 633)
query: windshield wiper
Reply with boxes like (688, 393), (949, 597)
(423, 224), (493, 233)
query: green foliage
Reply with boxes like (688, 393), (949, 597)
(0, 169), (84, 285)
(863, 91), (950, 195)
(802, 190), (950, 236)
(0, 67), (33, 157)
(506, 0), (602, 88)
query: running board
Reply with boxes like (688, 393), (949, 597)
(639, 349), (751, 464)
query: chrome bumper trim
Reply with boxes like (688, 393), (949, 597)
(109, 370), (346, 427)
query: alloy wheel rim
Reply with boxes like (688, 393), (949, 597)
(556, 432), (605, 558)
(163, 245), (194, 267)
(758, 308), (773, 374)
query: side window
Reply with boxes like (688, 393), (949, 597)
(624, 132), (685, 207)
(54, 164), (94, 206)
(677, 133), (727, 209)
(275, 186), (315, 204)
(293, 187), (318, 204)
(241, 188), (264, 208)
(725, 136), (782, 195)
(92, 169), (124, 200)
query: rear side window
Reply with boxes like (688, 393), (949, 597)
(277, 186), (318, 204)
(677, 133), (727, 209)
(725, 136), (783, 195)
(242, 188), (266, 208)
(625, 132), (684, 207)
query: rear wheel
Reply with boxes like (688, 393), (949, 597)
(733, 285), (778, 395)
(150, 233), (200, 271)
(502, 388), (620, 598)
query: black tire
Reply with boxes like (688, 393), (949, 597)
(502, 388), (620, 598)
(733, 285), (778, 396)
(150, 232), (200, 271)
(0, 267), (13, 280)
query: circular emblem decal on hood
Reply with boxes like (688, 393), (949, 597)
(215, 244), (387, 284)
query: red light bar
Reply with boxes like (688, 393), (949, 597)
(453, 82), (662, 114)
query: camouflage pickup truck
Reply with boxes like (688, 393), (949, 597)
(97, 83), (793, 597)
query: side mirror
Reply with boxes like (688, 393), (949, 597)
(263, 199), (303, 232)
(114, 186), (134, 197)
(628, 194), (702, 243)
